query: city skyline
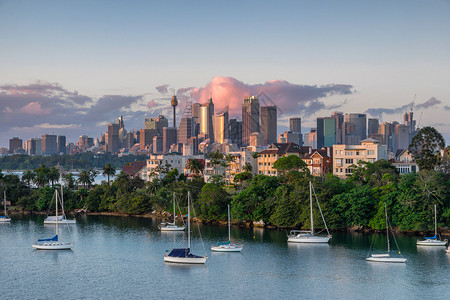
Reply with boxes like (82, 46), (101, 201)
(1, 0), (449, 146)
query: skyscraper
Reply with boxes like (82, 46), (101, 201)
(344, 113), (367, 144)
(140, 129), (157, 151)
(145, 115), (168, 136)
(289, 117), (301, 133)
(57, 135), (66, 154)
(107, 123), (120, 153)
(213, 109), (229, 144)
(317, 117), (336, 148)
(163, 127), (177, 153)
(42, 134), (57, 155)
(378, 122), (394, 152)
(242, 96), (260, 146)
(228, 119), (242, 146)
(178, 117), (195, 145)
(199, 98), (214, 143)
(394, 124), (409, 152)
(331, 112), (344, 144)
(261, 106), (277, 145)
(9, 137), (22, 153)
(368, 118), (379, 137)
(191, 103), (201, 124)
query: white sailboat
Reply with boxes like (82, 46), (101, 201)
(33, 190), (72, 250)
(0, 191), (11, 222)
(44, 184), (76, 224)
(366, 203), (406, 263)
(416, 204), (447, 246)
(158, 193), (185, 231)
(211, 204), (243, 252)
(164, 192), (207, 264)
(287, 181), (332, 243)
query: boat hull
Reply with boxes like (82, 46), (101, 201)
(32, 243), (72, 250)
(160, 226), (185, 231)
(163, 256), (207, 264)
(44, 219), (76, 224)
(288, 236), (331, 243)
(416, 240), (447, 246)
(211, 245), (243, 252)
(366, 256), (407, 263)
(0, 218), (11, 222)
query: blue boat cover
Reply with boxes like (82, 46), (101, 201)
(0, 216), (7, 219)
(424, 235), (437, 240)
(218, 241), (231, 245)
(168, 248), (203, 258)
(38, 235), (58, 242)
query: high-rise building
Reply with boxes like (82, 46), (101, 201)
(242, 96), (260, 146)
(9, 137), (22, 153)
(378, 122), (394, 152)
(178, 117), (195, 145)
(331, 112), (344, 144)
(145, 115), (168, 136)
(289, 117), (301, 133)
(199, 98), (215, 143)
(394, 124), (410, 152)
(261, 106), (277, 145)
(140, 129), (157, 151)
(107, 123), (120, 153)
(163, 127), (177, 153)
(42, 134), (57, 155)
(250, 132), (264, 147)
(368, 118), (379, 137)
(303, 128), (317, 148)
(317, 117), (336, 148)
(153, 136), (163, 153)
(57, 136), (66, 154)
(278, 131), (301, 145)
(344, 113), (367, 144)
(213, 109), (229, 144)
(191, 103), (201, 124)
(228, 119), (242, 146)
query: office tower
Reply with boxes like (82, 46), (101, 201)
(107, 123), (120, 153)
(303, 128), (317, 148)
(178, 117), (195, 145)
(140, 129), (157, 151)
(278, 131), (301, 145)
(394, 124), (409, 152)
(403, 111), (416, 133)
(261, 106), (277, 145)
(9, 137), (22, 153)
(250, 132), (264, 147)
(228, 119), (242, 146)
(331, 112), (344, 144)
(213, 109), (229, 144)
(344, 113), (367, 144)
(199, 98), (215, 143)
(290, 117), (301, 133)
(153, 136), (163, 153)
(123, 131), (135, 150)
(57, 136), (66, 154)
(41, 134), (57, 155)
(242, 96), (260, 146)
(192, 103), (201, 124)
(163, 127), (177, 153)
(368, 118), (379, 137)
(145, 115), (168, 136)
(317, 117), (336, 148)
(115, 115), (126, 147)
(34, 138), (42, 155)
(378, 122), (394, 152)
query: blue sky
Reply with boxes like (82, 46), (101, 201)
(0, 0), (449, 146)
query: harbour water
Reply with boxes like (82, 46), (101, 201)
(1, 215), (449, 299)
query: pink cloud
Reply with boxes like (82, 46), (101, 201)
(18, 102), (52, 115)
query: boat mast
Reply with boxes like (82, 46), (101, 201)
(60, 176), (64, 219)
(228, 204), (231, 242)
(187, 192), (190, 249)
(385, 203), (389, 254)
(3, 190), (6, 216)
(434, 204), (437, 238)
(55, 190), (59, 237)
(173, 193), (176, 224)
(310, 181), (314, 235)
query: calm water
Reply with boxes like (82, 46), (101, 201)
(0, 215), (449, 299)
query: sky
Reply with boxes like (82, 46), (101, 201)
(0, 0), (449, 147)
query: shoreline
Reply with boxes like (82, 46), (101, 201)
(8, 209), (450, 236)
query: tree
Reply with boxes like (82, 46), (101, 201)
(243, 162), (252, 173)
(22, 170), (35, 188)
(273, 155), (308, 177)
(409, 126), (445, 170)
(33, 164), (50, 188)
(209, 150), (224, 175)
(48, 167), (60, 188)
(102, 163), (116, 183)
(77, 169), (93, 189)
(185, 159), (204, 178)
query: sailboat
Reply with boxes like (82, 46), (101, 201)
(287, 181), (332, 243)
(32, 190), (72, 250)
(211, 204), (243, 252)
(44, 183), (76, 224)
(164, 192), (207, 264)
(0, 191), (11, 222)
(416, 204), (448, 246)
(158, 193), (185, 231)
(366, 203), (406, 263)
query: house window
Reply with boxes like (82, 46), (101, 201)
(367, 150), (375, 155)
(355, 151), (360, 156)
(345, 159), (354, 164)
(345, 169), (353, 174)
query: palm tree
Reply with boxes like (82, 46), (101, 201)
(186, 159), (204, 177)
(48, 167), (60, 188)
(22, 170), (35, 188)
(102, 163), (116, 183)
(33, 165), (50, 188)
(243, 162), (253, 173)
(77, 169), (92, 189)
(209, 150), (224, 175)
